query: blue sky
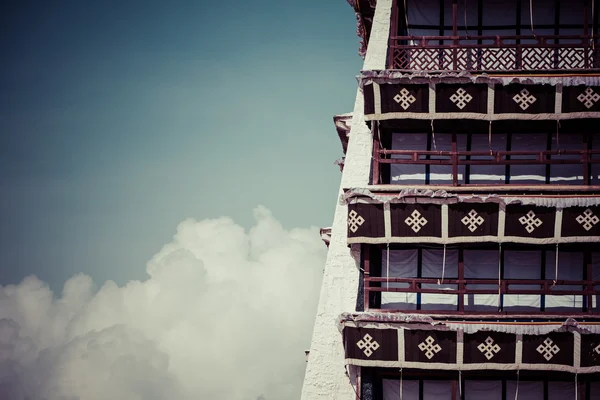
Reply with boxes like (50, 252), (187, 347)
(0, 1), (363, 290)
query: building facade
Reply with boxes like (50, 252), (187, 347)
(302, 0), (600, 399)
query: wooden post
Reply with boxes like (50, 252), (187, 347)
(364, 245), (371, 311)
(452, 0), (458, 70)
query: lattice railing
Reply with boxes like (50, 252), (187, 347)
(389, 35), (600, 71)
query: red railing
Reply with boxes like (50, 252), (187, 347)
(389, 35), (600, 71)
(372, 148), (600, 186)
(364, 277), (600, 314)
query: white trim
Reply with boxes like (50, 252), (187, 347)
(347, 235), (600, 245)
(364, 111), (600, 121)
(487, 83), (495, 115)
(398, 329), (405, 363)
(373, 83), (382, 115)
(429, 82), (436, 113)
(516, 334), (523, 364)
(498, 207), (506, 243)
(555, 84), (563, 114)
(343, 358), (600, 373)
(554, 209), (563, 240)
(441, 204), (449, 240)
(384, 202), (392, 240)
(457, 330), (464, 367)
(574, 332), (581, 369)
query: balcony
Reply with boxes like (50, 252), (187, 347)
(371, 130), (600, 187)
(362, 244), (600, 316)
(389, 35), (600, 72)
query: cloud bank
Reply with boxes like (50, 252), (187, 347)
(0, 206), (326, 400)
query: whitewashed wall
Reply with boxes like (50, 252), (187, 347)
(300, 1), (392, 398)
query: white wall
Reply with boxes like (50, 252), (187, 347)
(300, 1), (392, 398)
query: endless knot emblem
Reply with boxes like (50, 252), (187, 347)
(356, 333), (380, 357)
(594, 344), (600, 355)
(450, 88), (473, 109)
(576, 208), (599, 231)
(477, 336), (501, 360)
(518, 210), (543, 234)
(536, 337), (560, 361)
(461, 209), (485, 232)
(393, 88), (416, 110)
(512, 88), (537, 110)
(405, 210), (428, 233)
(577, 87), (600, 109)
(348, 210), (365, 233)
(418, 336), (442, 359)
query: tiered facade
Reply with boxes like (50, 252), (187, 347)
(302, 1), (600, 399)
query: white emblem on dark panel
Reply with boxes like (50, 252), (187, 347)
(477, 336), (501, 360)
(450, 88), (473, 109)
(575, 208), (599, 231)
(356, 333), (380, 357)
(418, 336), (442, 359)
(577, 87), (600, 109)
(405, 210), (428, 233)
(536, 337), (560, 361)
(518, 210), (543, 234)
(512, 88), (537, 110)
(461, 209), (485, 232)
(348, 210), (365, 233)
(393, 88), (416, 110)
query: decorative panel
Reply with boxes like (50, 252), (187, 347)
(504, 205), (555, 239)
(342, 325), (600, 373)
(390, 204), (442, 239)
(436, 84), (487, 113)
(448, 203), (499, 238)
(561, 206), (600, 237)
(379, 84), (429, 114)
(494, 84), (555, 114)
(562, 86), (600, 113)
(347, 203), (385, 239)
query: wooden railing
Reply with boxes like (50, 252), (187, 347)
(364, 276), (600, 314)
(372, 147), (600, 186)
(389, 35), (600, 72)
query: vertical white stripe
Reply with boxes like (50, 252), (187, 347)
(442, 204), (449, 241)
(555, 84), (563, 114)
(498, 206), (506, 242)
(487, 83), (495, 115)
(429, 82), (436, 114)
(398, 329), (405, 363)
(373, 83), (382, 116)
(554, 209), (563, 242)
(515, 334), (523, 366)
(384, 202), (392, 241)
(457, 329), (464, 367)
(574, 332), (581, 370)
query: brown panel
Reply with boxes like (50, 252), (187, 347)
(522, 332), (574, 366)
(562, 85), (600, 113)
(494, 84), (556, 114)
(390, 204), (442, 238)
(561, 206), (600, 237)
(580, 333), (600, 367)
(464, 332), (516, 364)
(436, 83), (488, 113)
(348, 203), (385, 238)
(380, 84), (429, 114)
(449, 203), (499, 237)
(364, 83), (375, 115)
(404, 330), (457, 364)
(344, 327), (399, 361)
(504, 205), (555, 239)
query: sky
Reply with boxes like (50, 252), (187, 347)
(0, 0), (363, 291)
(0, 2), (364, 398)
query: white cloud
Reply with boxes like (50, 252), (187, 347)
(0, 206), (326, 400)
